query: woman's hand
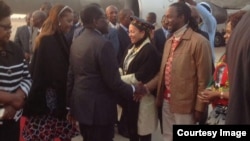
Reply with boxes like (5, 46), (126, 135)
(66, 111), (80, 131)
(198, 88), (219, 103)
(2, 105), (16, 120)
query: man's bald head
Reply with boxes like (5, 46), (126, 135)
(31, 10), (47, 28)
(105, 5), (118, 25)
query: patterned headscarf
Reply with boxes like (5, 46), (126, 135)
(130, 16), (155, 33)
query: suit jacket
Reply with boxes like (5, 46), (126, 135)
(117, 25), (131, 65)
(72, 26), (84, 41)
(65, 23), (82, 46)
(104, 26), (120, 56)
(23, 31), (70, 118)
(31, 28), (39, 54)
(154, 28), (167, 54)
(67, 28), (134, 125)
(156, 28), (212, 113)
(14, 25), (30, 53)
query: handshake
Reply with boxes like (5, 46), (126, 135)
(119, 70), (150, 102)
(133, 82), (149, 102)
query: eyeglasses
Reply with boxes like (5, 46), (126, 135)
(0, 24), (12, 31)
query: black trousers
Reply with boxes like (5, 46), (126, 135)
(0, 119), (20, 141)
(158, 106), (163, 134)
(117, 102), (129, 137)
(127, 101), (152, 141)
(199, 105), (208, 124)
(130, 134), (151, 141)
(79, 123), (114, 141)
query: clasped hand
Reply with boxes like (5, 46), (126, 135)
(198, 88), (217, 103)
(133, 82), (148, 102)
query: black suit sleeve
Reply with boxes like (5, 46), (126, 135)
(66, 63), (74, 107)
(98, 41), (133, 100)
(14, 27), (22, 51)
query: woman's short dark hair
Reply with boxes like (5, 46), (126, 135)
(227, 10), (247, 30)
(80, 4), (103, 25)
(0, 1), (11, 21)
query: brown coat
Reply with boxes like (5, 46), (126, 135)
(156, 28), (212, 114)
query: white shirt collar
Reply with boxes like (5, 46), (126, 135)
(109, 22), (119, 29)
(120, 23), (129, 33)
(94, 29), (102, 35)
(173, 23), (188, 39)
(162, 27), (169, 38)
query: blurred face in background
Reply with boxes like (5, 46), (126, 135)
(129, 24), (145, 44)
(190, 6), (201, 25)
(59, 10), (73, 33)
(0, 16), (11, 45)
(30, 13), (40, 28)
(146, 13), (156, 25)
(106, 6), (118, 25)
(25, 13), (32, 26)
(161, 15), (168, 30)
(224, 21), (232, 44)
(95, 15), (109, 34)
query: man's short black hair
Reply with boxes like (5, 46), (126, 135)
(0, 1), (11, 21)
(80, 4), (103, 25)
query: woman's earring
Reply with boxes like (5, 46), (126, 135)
(59, 22), (61, 26)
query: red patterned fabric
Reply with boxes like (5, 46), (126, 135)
(20, 116), (62, 141)
(22, 115), (79, 141)
(164, 38), (180, 100)
(211, 54), (229, 107)
(20, 116), (26, 141)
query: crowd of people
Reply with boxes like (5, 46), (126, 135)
(0, 0), (250, 141)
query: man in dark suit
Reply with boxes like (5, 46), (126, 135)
(29, 10), (47, 63)
(104, 5), (120, 56)
(117, 9), (134, 65)
(105, 5), (119, 29)
(154, 15), (169, 55)
(67, 5), (145, 141)
(14, 13), (32, 61)
(104, 27), (120, 57)
(39, 1), (52, 17)
(65, 11), (81, 46)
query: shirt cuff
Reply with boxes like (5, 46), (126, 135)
(131, 85), (135, 93)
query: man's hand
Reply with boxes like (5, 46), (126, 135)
(194, 110), (203, 122)
(66, 111), (80, 131)
(24, 52), (30, 62)
(198, 88), (218, 104)
(0, 89), (25, 110)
